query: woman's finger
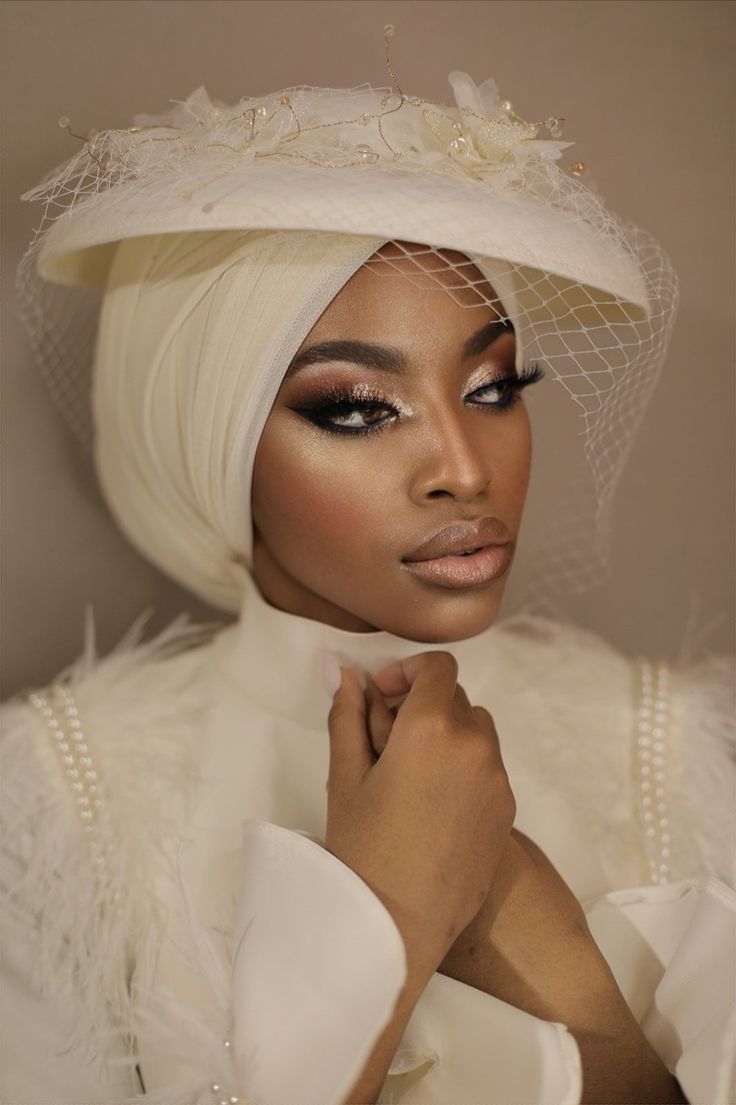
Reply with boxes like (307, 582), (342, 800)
(452, 681), (476, 723)
(365, 681), (395, 757)
(472, 705), (502, 758)
(371, 651), (459, 714)
(327, 668), (376, 793)
(472, 704), (494, 728)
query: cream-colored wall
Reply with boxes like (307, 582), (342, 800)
(2, 0), (734, 698)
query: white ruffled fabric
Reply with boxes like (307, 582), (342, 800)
(1, 577), (734, 1104)
(587, 878), (736, 1105)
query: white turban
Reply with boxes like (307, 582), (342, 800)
(93, 229), (386, 612)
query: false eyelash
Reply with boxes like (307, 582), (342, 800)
(487, 360), (545, 393)
(291, 385), (399, 435)
(464, 361), (544, 415)
(515, 361), (545, 387)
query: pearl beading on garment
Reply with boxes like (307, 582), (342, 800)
(28, 684), (108, 874)
(635, 660), (672, 884)
(208, 1039), (239, 1105)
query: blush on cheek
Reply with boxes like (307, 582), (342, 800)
(255, 444), (372, 558)
(293, 481), (364, 544)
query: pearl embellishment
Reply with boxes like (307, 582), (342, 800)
(635, 660), (672, 884)
(28, 684), (107, 872)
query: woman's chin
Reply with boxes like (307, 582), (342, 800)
(376, 584), (508, 644)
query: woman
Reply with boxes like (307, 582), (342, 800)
(2, 50), (733, 1105)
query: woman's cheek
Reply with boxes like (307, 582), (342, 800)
(255, 434), (383, 559)
(294, 479), (368, 555)
(494, 410), (532, 518)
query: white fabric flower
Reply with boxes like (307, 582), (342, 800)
(441, 71), (571, 177)
(448, 70), (504, 118)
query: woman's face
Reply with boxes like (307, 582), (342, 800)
(251, 244), (535, 642)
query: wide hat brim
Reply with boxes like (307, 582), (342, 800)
(37, 158), (650, 317)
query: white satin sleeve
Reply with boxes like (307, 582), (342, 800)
(586, 878), (736, 1105)
(230, 820), (408, 1105)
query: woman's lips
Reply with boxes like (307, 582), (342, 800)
(401, 517), (514, 590)
(402, 542), (513, 589)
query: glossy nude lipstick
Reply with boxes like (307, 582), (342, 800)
(401, 517), (513, 590)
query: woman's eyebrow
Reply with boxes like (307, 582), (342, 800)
(286, 317), (514, 377)
(287, 338), (407, 376)
(462, 316), (515, 358)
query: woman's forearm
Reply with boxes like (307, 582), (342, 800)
(439, 833), (685, 1104)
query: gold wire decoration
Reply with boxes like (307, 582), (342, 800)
(50, 24), (573, 184)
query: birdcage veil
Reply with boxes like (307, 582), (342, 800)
(15, 27), (678, 618)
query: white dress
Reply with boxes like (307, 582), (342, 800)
(1, 571), (734, 1105)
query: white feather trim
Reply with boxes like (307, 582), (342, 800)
(475, 613), (645, 887)
(668, 653), (735, 883)
(1, 611), (228, 1097)
(490, 615), (734, 890)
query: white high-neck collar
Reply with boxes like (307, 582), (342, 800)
(209, 569), (503, 730)
(204, 571), (619, 898)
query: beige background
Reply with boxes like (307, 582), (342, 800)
(1, 0), (734, 699)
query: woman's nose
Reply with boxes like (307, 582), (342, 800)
(408, 411), (491, 504)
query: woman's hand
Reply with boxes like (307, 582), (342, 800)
(326, 653), (515, 986)
(326, 653), (515, 1103)
(439, 829), (686, 1104)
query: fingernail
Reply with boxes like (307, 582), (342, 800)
(321, 650), (342, 696)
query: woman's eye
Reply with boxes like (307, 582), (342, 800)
(297, 399), (397, 434)
(467, 379), (517, 408)
(467, 364), (545, 410)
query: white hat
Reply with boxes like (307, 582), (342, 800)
(29, 70), (649, 309)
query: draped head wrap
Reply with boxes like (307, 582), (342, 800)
(93, 229), (401, 612)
